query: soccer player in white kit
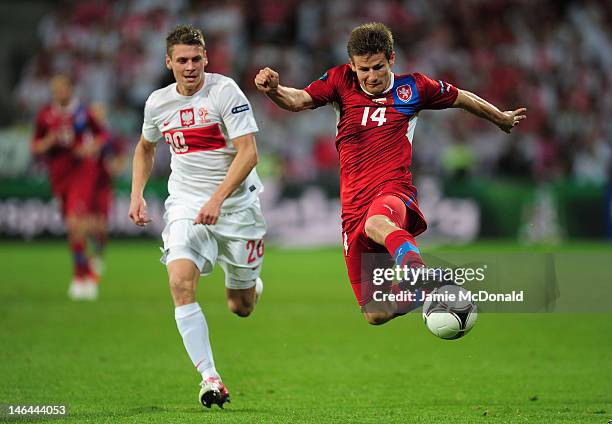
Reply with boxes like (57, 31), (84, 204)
(128, 24), (266, 409)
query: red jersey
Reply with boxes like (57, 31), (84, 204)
(304, 64), (458, 233)
(32, 101), (105, 189)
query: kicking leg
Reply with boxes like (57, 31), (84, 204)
(360, 195), (429, 324)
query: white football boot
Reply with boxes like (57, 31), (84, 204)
(199, 377), (230, 408)
(68, 278), (86, 300)
(67, 277), (98, 301)
(82, 276), (98, 301)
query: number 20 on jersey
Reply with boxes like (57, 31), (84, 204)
(164, 131), (188, 153)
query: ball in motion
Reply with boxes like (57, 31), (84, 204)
(422, 285), (477, 340)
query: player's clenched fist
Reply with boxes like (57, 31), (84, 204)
(254, 67), (279, 93)
(128, 196), (151, 227)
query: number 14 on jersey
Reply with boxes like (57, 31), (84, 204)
(361, 107), (387, 127)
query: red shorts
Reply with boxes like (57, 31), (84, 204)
(92, 180), (112, 218)
(50, 161), (97, 218)
(342, 191), (427, 306)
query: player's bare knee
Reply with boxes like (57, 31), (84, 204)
(365, 315), (386, 325)
(226, 285), (256, 317)
(228, 299), (253, 317)
(234, 307), (252, 318)
(364, 311), (392, 325)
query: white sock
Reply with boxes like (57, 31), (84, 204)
(174, 302), (220, 380)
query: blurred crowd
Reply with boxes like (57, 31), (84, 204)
(13, 0), (612, 187)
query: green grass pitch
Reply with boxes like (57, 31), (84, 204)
(1, 240), (611, 423)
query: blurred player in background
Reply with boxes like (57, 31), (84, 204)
(255, 22), (526, 325)
(129, 24), (265, 409)
(89, 103), (127, 276)
(32, 75), (107, 301)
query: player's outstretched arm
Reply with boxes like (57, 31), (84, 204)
(129, 134), (157, 227)
(254, 67), (314, 112)
(194, 133), (258, 226)
(453, 89), (526, 133)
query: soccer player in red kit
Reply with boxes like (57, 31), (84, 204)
(255, 22), (526, 325)
(32, 75), (107, 300)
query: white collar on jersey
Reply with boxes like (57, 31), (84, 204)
(173, 73), (207, 98)
(360, 72), (395, 97)
(53, 97), (78, 113)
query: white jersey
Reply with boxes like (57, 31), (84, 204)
(142, 73), (261, 222)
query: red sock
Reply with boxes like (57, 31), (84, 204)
(384, 229), (425, 268)
(70, 240), (90, 279)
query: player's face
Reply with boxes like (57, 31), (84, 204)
(349, 51), (395, 95)
(166, 44), (207, 96)
(50, 76), (73, 106)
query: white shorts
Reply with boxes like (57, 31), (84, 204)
(161, 200), (266, 289)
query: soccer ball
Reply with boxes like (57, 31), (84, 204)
(422, 285), (477, 340)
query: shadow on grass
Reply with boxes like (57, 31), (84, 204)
(128, 405), (263, 414)
(66, 404), (267, 421)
